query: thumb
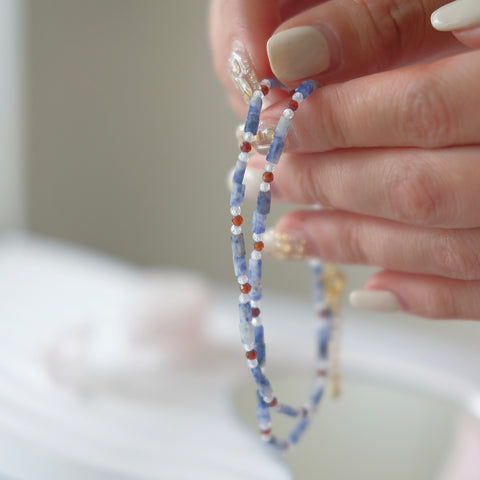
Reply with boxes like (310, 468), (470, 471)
(431, 0), (480, 49)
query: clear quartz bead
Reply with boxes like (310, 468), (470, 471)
(252, 317), (262, 327)
(250, 300), (260, 308)
(237, 274), (248, 284)
(238, 152), (249, 163)
(265, 162), (275, 172)
(252, 89), (263, 100)
(259, 182), (270, 192)
(252, 233), (263, 242)
(292, 92), (304, 103)
(260, 79), (272, 88)
(251, 251), (262, 260)
(230, 206), (241, 216)
(239, 293), (250, 304)
(243, 131), (254, 142)
(231, 225), (242, 235)
(283, 108), (294, 120)
(247, 358), (258, 368)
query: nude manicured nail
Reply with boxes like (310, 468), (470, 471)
(349, 290), (403, 313)
(228, 41), (260, 104)
(263, 228), (308, 260)
(431, 0), (480, 31)
(267, 26), (331, 83)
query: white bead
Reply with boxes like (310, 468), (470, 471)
(252, 233), (263, 242)
(283, 108), (294, 120)
(238, 152), (249, 163)
(259, 182), (270, 192)
(260, 79), (272, 88)
(252, 317), (262, 327)
(247, 358), (258, 368)
(259, 420), (272, 430)
(237, 274), (248, 284)
(316, 358), (329, 370)
(252, 90), (263, 100)
(263, 393), (274, 403)
(251, 251), (262, 260)
(265, 162), (275, 172)
(292, 92), (304, 103)
(243, 131), (254, 142)
(261, 433), (272, 442)
(309, 258), (323, 268)
(230, 206), (241, 216)
(231, 225), (242, 235)
(239, 293), (249, 304)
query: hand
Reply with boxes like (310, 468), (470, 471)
(210, 0), (480, 319)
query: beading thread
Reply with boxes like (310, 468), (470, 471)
(229, 78), (342, 451)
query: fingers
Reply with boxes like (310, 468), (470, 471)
(266, 0), (462, 85)
(270, 209), (480, 281)
(249, 146), (480, 229)
(360, 270), (480, 320)
(260, 49), (480, 152)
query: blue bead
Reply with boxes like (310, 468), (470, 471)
(232, 160), (247, 184)
(256, 341), (266, 367)
(244, 96), (262, 134)
(231, 233), (245, 257)
(256, 390), (271, 424)
(267, 77), (287, 90)
(254, 324), (264, 344)
(230, 182), (245, 206)
(250, 366), (272, 399)
(233, 255), (247, 276)
(256, 190), (271, 215)
(250, 282), (262, 301)
(317, 324), (330, 357)
(239, 301), (252, 324)
(252, 211), (267, 234)
(288, 416), (310, 445)
(265, 137), (285, 164)
(296, 79), (319, 99)
(276, 404), (300, 417)
(310, 383), (325, 405)
(249, 257), (262, 282)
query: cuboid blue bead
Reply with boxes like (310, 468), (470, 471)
(233, 255), (247, 276)
(232, 160), (247, 185)
(231, 232), (245, 257)
(257, 190), (271, 215)
(265, 137), (285, 164)
(252, 211), (267, 234)
(249, 257), (262, 282)
(230, 182), (245, 207)
(296, 79), (318, 99)
(288, 416), (310, 445)
(239, 301), (252, 324)
(250, 282), (262, 301)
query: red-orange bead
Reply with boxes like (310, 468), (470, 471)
(251, 307), (260, 317)
(240, 141), (252, 153)
(288, 99), (299, 111)
(260, 428), (271, 435)
(246, 350), (257, 360)
(262, 172), (274, 183)
(260, 84), (269, 96)
(232, 215), (243, 226)
(268, 398), (278, 407)
(254, 241), (264, 251)
(241, 283), (252, 294)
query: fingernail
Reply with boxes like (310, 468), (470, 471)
(263, 228), (309, 260)
(226, 166), (263, 199)
(267, 26), (331, 83)
(228, 41), (260, 104)
(349, 290), (403, 313)
(431, 0), (480, 31)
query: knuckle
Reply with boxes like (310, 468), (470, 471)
(386, 161), (444, 226)
(435, 233), (480, 280)
(398, 72), (456, 147)
(421, 285), (458, 319)
(340, 220), (369, 264)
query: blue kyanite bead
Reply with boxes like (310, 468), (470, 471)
(231, 232), (246, 257)
(252, 211), (267, 234)
(311, 382), (325, 405)
(254, 324), (264, 344)
(244, 94), (262, 134)
(249, 257), (262, 282)
(296, 79), (319, 99)
(230, 182), (245, 207)
(239, 320), (254, 346)
(289, 416), (310, 445)
(265, 136), (285, 164)
(239, 301), (252, 324)
(256, 390), (271, 424)
(256, 341), (266, 367)
(250, 282), (262, 301)
(276, 404), (300, 418)
(257, 190), (271, 215)
(233, 255), (247, 277)
(275, 115), (291, 139)
(317, 325), (330, 357)
(232, 160), (247, 184)
(251, 365), (272, 399)
(267, 77), (287, 90)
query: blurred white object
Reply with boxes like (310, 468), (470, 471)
(0, 0), (25, 229)
(0, 234), (290, 479)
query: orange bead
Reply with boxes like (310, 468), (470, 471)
(232, 215), (243, 226)
(240, 141), (252, 153)
(262, 172), (274, 183)
(246, 350), (257, 360)
(260, 84), (269, 96)
(288, 99), (299, 111)
(268, 398), (278, 407)
(254, 241), (264, 251)
(241, 283), (252, 294)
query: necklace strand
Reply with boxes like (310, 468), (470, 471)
(229, 78), (343, 451)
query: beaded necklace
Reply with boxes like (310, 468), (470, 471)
(229, 78), (345, 451)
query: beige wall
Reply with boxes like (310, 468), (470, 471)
(26, 0), (372, 294)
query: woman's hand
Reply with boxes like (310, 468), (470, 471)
(210, 0), (480, 319)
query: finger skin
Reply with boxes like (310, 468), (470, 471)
(259, 50), (480, 152)
(365, 270), (480, 320)
(250, 145), (480, 229)
(275, 209), (480, 281)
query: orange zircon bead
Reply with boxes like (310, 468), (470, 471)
(232, 215), (243, 226)
(241, 283), (252, 294)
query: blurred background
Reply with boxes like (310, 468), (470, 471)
(3, 1), (480, 479)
